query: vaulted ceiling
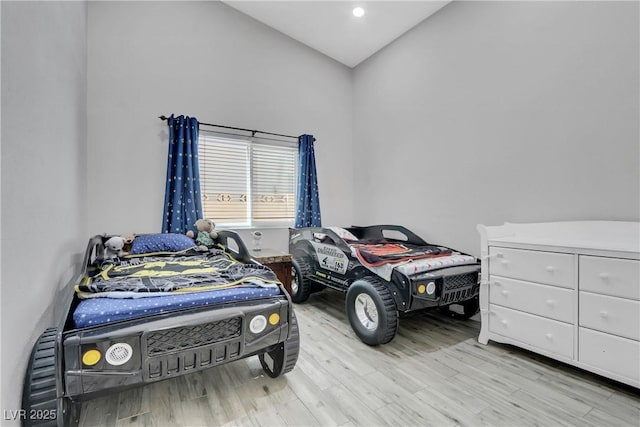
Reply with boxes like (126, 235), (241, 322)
(222, 1), (451, 68)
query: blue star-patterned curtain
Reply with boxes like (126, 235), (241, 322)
(161, 114), (203, 234)
(295, 134), (321, 227)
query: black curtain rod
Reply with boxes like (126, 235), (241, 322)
(159, 115), (300, 140)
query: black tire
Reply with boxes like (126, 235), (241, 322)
(345, 277), (399, 346)
(259, 312), (300, 377)
(290, 258), (312, 303)
(440, 296), (479, 320)
(21, 328), (59, 427)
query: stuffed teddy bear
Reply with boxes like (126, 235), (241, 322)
(121, 233), (136, 254)
(104, 236), (126, 261)
(186, 219), (218, 251)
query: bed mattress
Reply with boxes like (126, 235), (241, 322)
(73, 286), (281, 329)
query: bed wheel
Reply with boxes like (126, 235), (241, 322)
(259, 312), (300, 377)
(345, 277), (399, 346)
(439, 296), (479, 320)
(290, 258), (312, 303)
(21, 328), (76, 427)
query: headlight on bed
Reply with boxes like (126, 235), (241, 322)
(105, 343), (133, 366)
(417, 282), (436, 296)
(249, 315), (268, 334)
(82, 349), (102, 366)
(426, 281), (436, 295)
(268, 313), (280, 326)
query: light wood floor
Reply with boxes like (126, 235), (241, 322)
(80, 289), (640, 427)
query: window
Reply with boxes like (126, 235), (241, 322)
(198, 134), (298, 227)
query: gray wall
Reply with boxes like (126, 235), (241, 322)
(353, 1), (640, 256)
(1, 0), (88, 414)
(87, 1), (354, 252)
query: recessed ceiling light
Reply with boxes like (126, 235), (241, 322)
(353, 7), (365, 18)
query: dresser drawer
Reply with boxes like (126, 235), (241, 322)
(489, 305), (573, 359)
(490, 277), (573, 323)
(489, 247), (574, 288)
(579, 292), (640, 340)
(579, 327), (640, 384)
(579, 256), (639, 300)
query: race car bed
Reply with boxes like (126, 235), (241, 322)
(289, 225), (480, 346)
(22, 231), (299, 427)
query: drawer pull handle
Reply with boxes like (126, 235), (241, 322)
(546, 266), (555, 272)
(493, 281), (502, 286)
(501, 260), (509, 266)
(545, 333), (553, 340)
(496, 253), (504, 258)
(600, 310), (608, 318)
(501, 320), (508, 326)
(501, 290), (509, 296)
(599, 272), (610, 280)
(545, 299), (555, 306)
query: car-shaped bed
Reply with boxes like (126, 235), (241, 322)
(21, 231), (299, 427)
(289, 225), (480, 345)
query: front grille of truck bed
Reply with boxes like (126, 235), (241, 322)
(440, 273), (478, 304)
(144, 338), (243, 381)
(146, 317), (242, 356)
(143, 318), (244, 381)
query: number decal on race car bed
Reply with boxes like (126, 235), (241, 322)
(310, 242), (349, 275)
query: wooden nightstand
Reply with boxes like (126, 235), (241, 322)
(250, 248), (292, 295)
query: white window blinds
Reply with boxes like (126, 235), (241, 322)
(198, 134), (298, 227)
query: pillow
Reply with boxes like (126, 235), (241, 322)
(129, 233), (197, 255)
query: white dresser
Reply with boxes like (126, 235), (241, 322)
(477, 221), (640, 388)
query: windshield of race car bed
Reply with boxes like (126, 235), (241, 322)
(346, 226), (429, 246)
(382, 229), (408, 241)
(349, 229), (410, 244)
